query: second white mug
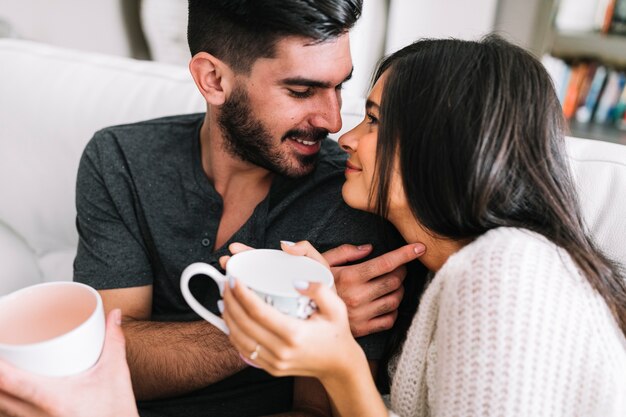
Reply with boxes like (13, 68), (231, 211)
(0, 281), (105, 376)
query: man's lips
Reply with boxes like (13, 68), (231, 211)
(287, 137), (322, 155)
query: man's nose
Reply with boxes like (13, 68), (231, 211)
(309, 90), (342, 133)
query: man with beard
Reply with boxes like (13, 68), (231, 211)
(72, 1), (422, 416)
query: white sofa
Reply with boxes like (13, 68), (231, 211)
(1, 39), (625, 295)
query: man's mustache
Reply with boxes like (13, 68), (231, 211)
(282, 128), (328, 142)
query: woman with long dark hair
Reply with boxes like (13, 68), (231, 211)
(222, 35), (626, 416)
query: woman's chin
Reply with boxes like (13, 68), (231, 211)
(341, 184), (372, 213)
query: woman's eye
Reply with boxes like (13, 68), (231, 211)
(366, 113), (379, 126)
(288, 89), (314, 99)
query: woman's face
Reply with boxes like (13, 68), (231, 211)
(339, 72), (406, 217)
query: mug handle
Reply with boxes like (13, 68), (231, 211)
(180, 262), (229, 334)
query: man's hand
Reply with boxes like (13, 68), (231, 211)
(219, 242), (425, 338)
(323, 243), (425, 337)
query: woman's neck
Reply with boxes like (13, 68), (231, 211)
(389, 210), (468, 272)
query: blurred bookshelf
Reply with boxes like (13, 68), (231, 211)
(552, 31), (626, 67)
(538, 0), (626, 145)
(568, 119), (626, 144)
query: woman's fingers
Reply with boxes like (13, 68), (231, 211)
(280, 241), (330, 269)
(222, 282), (293, 357)
(222, 302), (280, 365)
(293, 281), (346, 320)
(219, 242), (255, 269)
(98, 310), (126, 365)
(228, 242), (255, 255)
(0, 392), (48, 417)
(218, 255), (230, 270)
(0, 360), (45, 407)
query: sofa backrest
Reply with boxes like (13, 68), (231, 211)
(0, 39), (624, 295)
(0, 39), (204, 291)
(567, 138), (626, 266)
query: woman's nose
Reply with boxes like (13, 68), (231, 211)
(338, 126), (359, 153)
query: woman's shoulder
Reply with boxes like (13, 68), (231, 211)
(435, 227), (583, 307)
(441, 227), (568, 276)
(458, 226), (559, 255)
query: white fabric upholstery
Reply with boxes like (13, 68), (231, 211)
(0, 39), (624, 295)
(0, 39), (204, 291)
(567, 138), (626, 265)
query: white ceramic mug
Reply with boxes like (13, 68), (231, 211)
(0, 281), (105, 376)
(180, 249), (334, 334)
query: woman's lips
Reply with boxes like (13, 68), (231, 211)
(345, 160), (362, 173)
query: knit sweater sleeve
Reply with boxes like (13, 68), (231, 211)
(429, 228), (618, 416)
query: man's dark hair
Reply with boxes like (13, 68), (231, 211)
(187, 0), (362, 73)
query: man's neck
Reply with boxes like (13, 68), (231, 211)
(199, 113), (274, 199)
(199, 113), (275, 250)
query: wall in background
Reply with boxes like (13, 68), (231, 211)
(0, 0), (502, 98)
(0, 0), (149, 58)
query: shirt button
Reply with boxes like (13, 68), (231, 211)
(201, 238), (211, 247)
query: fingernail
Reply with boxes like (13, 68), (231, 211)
(217, 300), (224, 314)
(280, 240), (295, 247)
(229, 277), (235, 289)
(114, 309), (122, 326)
(357, 244), (372, 251)
(293, 280), (310, 290)
(413, 243), (426, 255)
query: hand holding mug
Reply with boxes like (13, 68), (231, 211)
(180, 246), (334, 334)
(219, 241), (426, 338)
(222, 250), (364, 381)
(0, 309), (139, 417)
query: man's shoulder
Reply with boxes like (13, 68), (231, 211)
(317, 139), (348, 173)
(87, 113), (204, 152)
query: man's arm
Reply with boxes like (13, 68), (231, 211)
(99, 286), (245, 400)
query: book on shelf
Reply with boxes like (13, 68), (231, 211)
(542, 55), (626, 128)
(594, 70), (624, 123)
(610, 0), (626, 35)
(595, 0), (614, 31)
(613, 82), (626, 128)
(602, 0), (616, 33)
(576, 65), (607, 123)
(562, 64), (586, 119)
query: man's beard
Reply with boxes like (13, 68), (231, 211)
(218, 85), (328, 178)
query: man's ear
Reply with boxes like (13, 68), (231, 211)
(189, 52), (235, 106)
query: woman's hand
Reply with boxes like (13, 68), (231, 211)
(222, 241), (366, 381)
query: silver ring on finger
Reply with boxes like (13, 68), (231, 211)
(250, 344), (261, 360)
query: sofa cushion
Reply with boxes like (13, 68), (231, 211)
(0, 222), (42, 294)
(567, 137), (626, 267)
(0, 39), (205, 284)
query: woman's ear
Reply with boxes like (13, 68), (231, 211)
(189, 52), (234, 106)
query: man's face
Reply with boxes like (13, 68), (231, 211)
(218, 34), (353, 178)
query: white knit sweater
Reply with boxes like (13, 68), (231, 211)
(388, 227), (626, 417)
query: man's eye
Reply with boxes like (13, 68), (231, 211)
(288, 89), (314, 99)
